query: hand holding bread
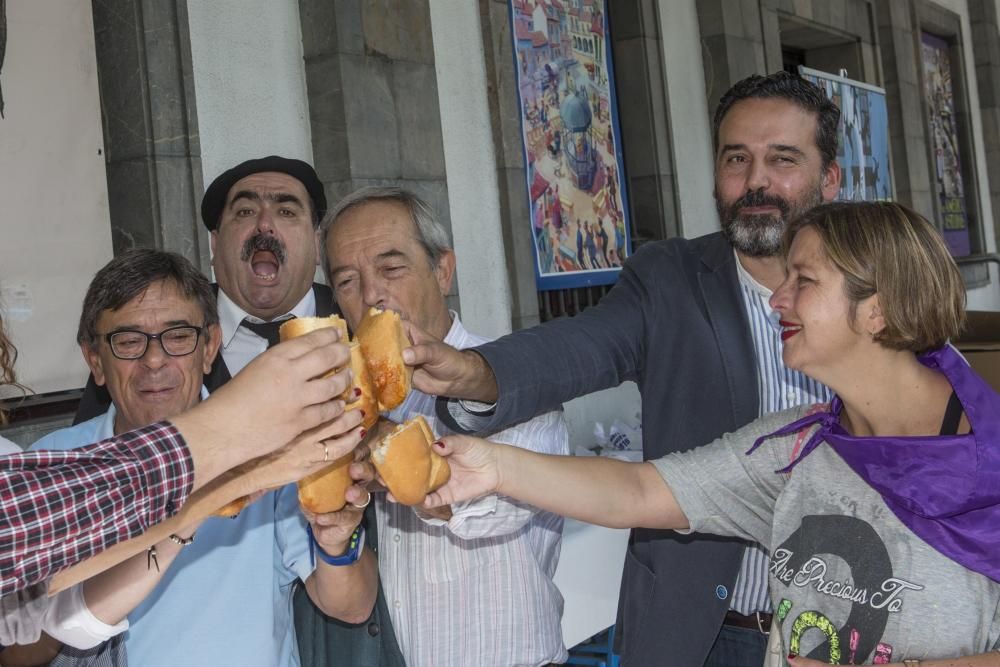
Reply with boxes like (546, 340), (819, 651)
(213, 315), (363, 517)
(279, 311), (420, 514)
(215, 309), (448, 516)
(419, 434), (503, 509)
(371, 415), (451, 506)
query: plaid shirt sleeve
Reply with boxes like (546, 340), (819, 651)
(0, 422), (194, 597)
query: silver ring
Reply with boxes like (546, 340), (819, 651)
(323, 442), (329, 463)
(350, 490), (371, 509)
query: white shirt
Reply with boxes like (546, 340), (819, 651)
(216, 288), (317, 375)
(0, 437), (126, 650)
(378, 314), (569, 667)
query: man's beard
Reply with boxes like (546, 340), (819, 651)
(240, 233), (288, 264)
(715, 186), (823, 257)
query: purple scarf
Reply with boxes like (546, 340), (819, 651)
(747, 345), (1000, 583)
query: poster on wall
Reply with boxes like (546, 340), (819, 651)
(800, 66), (892, 203)
(508, 0), (631, 290)
(921, 32), (971, 257)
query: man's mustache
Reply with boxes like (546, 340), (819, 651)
(240, 234), (287, 264)
(732, 188), (790, 217)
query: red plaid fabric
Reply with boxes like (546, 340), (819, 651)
(0, 422), (193, 596)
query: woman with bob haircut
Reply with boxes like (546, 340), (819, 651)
(422, 201), (1000, 665)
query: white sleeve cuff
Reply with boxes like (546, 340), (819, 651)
(413, 494), (500, 534)
(42, 584), (129, 650)
(458, 399), (497, 415)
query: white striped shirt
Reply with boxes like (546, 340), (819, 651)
(379, 314), (569, 667)
(730, 253), (830, 616)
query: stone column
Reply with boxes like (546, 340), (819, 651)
(969, 0), (1000, 252)
(297, 0), (454, 301)
(428, 0), (512, 338)
(697, 0), (767, 121)
(874, 0), (935, 216)
(91, 0), (207, 271)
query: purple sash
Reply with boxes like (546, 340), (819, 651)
(747, 345), (1000, 583)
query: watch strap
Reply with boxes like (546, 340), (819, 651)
(308, 524), (365, 567)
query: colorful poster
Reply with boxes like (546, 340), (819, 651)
(921, 32), (971, 257)
(509, 0), (631, 290)
(800, 67), (892, 203)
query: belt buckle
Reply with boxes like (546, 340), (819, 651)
(755, 611), (770, 636)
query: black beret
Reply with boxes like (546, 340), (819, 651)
(200, 155), (327, 231)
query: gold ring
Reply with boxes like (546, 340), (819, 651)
(350, 490), (372, 510)
(323, 442), (329, 463)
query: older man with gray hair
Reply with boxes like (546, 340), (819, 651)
(294, 187), (569, 667)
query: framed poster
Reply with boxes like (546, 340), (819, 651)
(920, 32), (971, 257)
(800, 66), (892, 203)
(508, 0), (631, 290)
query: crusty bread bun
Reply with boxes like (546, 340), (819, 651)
(355, 307), (412, 411)
(279, 315), (353, 400)
(297, 451), (356, 514)
(212, 496), (251, 518)
(345, 341), (379, 429)
(371, 415), (450, 506)
(277, 314), (372, 513)
(278, 315), (349, 343)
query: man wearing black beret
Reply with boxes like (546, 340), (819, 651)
(200, 155), (336, 378)
(75, 156), (338, 416)
(202, 157), (404, 665)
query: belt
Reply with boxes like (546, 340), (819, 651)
(723, 610), (772, 634)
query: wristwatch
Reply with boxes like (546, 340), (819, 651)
(307, 524), (366, 567)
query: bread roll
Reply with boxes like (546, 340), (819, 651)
(278, 314), (366, 512)
(278, 315), (349, 344)
(281, 314), (362, 400)
(212, 496), (251, 518)
(279, 316), (351, 397)
(355, 307), (412, 411)
(345, 341), (379, 429)
(297, 451), (356, 514)
(371, 415), (450, 506)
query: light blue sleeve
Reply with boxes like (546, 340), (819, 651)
(29, 420), (103, 453)
(273, 483), (313, 587)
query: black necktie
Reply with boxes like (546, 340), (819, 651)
(240, 316), (295, 349)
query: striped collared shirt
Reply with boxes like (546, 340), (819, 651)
(730, 252), (830, 616)
(379, 314), (569, 667)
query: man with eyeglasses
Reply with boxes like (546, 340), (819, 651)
(29, 249), (366, 667)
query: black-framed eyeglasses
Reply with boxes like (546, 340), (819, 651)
(103, 325), (205, 360)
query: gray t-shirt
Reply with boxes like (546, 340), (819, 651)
(654, 406), (1000, 663)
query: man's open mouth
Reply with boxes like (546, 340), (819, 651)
(251, 250), (280, 281)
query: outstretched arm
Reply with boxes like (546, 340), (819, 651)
(402, 321), (498, 403)
(0, 328), (353, 598)
(423, 435), (688, 531)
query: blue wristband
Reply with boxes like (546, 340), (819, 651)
(307, 524), (365, 567)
